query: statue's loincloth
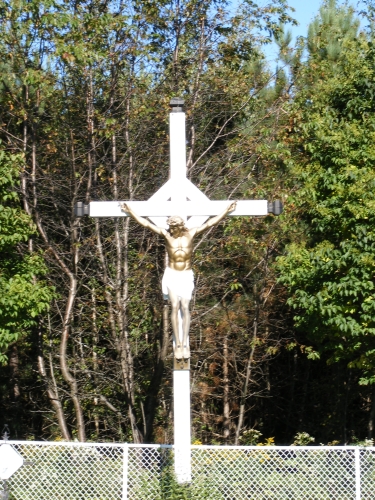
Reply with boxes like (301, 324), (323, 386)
(162, 267), (194, 300)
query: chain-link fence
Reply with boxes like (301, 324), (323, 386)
(0, 441), (374, 499)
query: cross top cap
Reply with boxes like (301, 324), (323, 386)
(170, 97), (184, 112)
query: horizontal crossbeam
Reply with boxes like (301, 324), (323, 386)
(87, 200), (269, 217)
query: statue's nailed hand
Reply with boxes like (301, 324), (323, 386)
(228, 201), (237, 213)
(120, 202), (130, 213)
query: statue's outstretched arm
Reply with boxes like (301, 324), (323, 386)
(194, 201), (237, 235)
(120, 203), (165, 236)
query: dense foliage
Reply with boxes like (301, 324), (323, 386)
(0, 0), (375, 446)
(0, 149), (53, 362)
(277, 0), (375, 432)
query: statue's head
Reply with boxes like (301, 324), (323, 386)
(167, 215), (187, 232)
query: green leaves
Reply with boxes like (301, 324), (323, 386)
(277, 5), (375, 383)
(0, 148), (53, 363)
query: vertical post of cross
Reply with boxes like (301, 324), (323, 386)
(169, 97), (187, 181)
(169, 98), (189, 357)
(169, 98), (192, 484)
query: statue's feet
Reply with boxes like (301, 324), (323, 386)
(183, 345), (190, 360)
(174, 345), (183, 360)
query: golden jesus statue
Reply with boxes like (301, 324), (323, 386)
(121, 201), (237, 360)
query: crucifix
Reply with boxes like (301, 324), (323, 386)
(75, 97), (282, 483)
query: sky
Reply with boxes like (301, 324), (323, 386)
(287, 0), (327, 38)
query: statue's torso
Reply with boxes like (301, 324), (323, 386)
(165, 231), (194, 271)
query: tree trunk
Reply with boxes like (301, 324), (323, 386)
(144, 287), (170, 442)
(286, 347), (298, 433)
(37, 325), (71, 440)
(368, 386), (375, 439)
(59, 274), (86, 441)
(223, 334), (230, 443)
(234, 295), (259, 445)
(9, 345), (20, 402)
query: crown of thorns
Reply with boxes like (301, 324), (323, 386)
(167, 216), (186, 228)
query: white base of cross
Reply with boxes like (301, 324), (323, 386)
(173, 369), (191, 482)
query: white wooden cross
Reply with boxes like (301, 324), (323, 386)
(75, 97), (282, 484)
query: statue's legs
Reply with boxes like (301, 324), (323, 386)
(167, 288), (191, 360)
(168, 288), (183, 359)
(180, 297), (190, 359)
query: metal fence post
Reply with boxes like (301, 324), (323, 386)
(355, 448), (361, 500)
(122, 443), (128, 500)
